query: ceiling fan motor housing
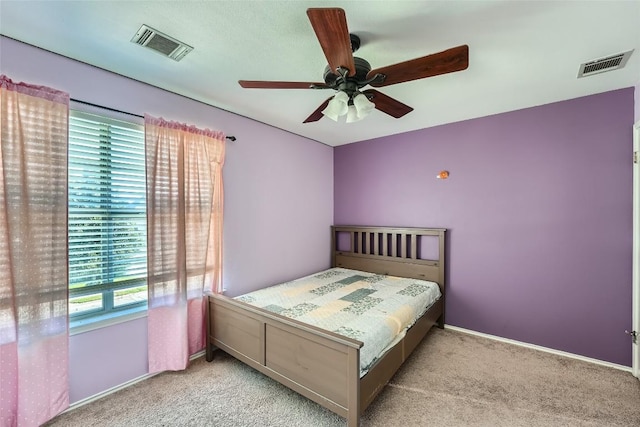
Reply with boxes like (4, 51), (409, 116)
(323, 57), (372, 88)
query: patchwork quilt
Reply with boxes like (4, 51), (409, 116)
(235, 267), (441, 377)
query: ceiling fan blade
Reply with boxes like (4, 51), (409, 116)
(303, 97), (332, 123)
(367, 45), (469, 87)
(307, 8), (356, 77)
(363, 89), (413, 118)
(239, 80), (330, 89)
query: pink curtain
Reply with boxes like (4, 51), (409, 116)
(145, 115), (225, 373)
(0, 76), (69, 427)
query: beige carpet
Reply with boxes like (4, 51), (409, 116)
(45, 328), (640, 426)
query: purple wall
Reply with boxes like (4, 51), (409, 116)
(69, 318), (147, 403)
(634, 84), (640, 122)
(1, 36), (333, 403)
(335, 88), (634, 366)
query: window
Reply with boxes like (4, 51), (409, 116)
(68, 110), (147, 324)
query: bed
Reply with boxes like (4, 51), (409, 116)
(205, 226), (446, 427)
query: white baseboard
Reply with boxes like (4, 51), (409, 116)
(444, 324), (632, 373)
(64, 349), (207, 414)
(65, 372), (159, 413)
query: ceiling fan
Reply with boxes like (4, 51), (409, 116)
(239, 8), (469, 124)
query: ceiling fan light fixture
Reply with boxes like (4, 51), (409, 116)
(346, 105), (361, 123)
(322, 91), (349, 121)
(353, 93), (375, 119)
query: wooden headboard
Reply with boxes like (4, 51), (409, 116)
(331, 226), (446, 294)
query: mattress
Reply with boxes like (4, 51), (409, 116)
(235, 267), (441, 377)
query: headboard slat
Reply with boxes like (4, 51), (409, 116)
(400, 234), (407, 258)
(382, 233), (388, 256)
(410, 234), (417, 260)
(373, 232), (380, 255)
(391, 234), (397, 257)
(365, 232), (371, 255)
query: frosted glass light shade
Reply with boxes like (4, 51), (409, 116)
(322, 91), (349, 121)
(346, 105), (362, 123)
(353, 93), (375, 119)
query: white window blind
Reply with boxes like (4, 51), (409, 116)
(68, 110), (147, 321)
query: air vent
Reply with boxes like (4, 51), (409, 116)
(131, 25), (193, 61)
(578, 50), (633, 78)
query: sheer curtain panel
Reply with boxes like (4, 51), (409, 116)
(145, 115), (225, 373)
(0, 76), (69, 427)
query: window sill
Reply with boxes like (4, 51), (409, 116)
(70, 306), (148, 335)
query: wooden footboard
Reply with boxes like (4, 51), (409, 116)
(206, 293), (363, 425)
(206, 293), (443, 427)
(206, 226), (446, 427)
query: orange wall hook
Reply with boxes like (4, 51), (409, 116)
(436, 170), (450, 179)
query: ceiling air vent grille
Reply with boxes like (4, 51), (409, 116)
(131, 25), (193, 61)
(578, 50), (633, 78)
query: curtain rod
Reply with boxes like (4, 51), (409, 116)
(70, 98), (237, 141)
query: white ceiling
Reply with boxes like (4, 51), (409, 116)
(1, 1), (639, 147)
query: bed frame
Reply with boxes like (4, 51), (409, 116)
(206, 226), (446, 427)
